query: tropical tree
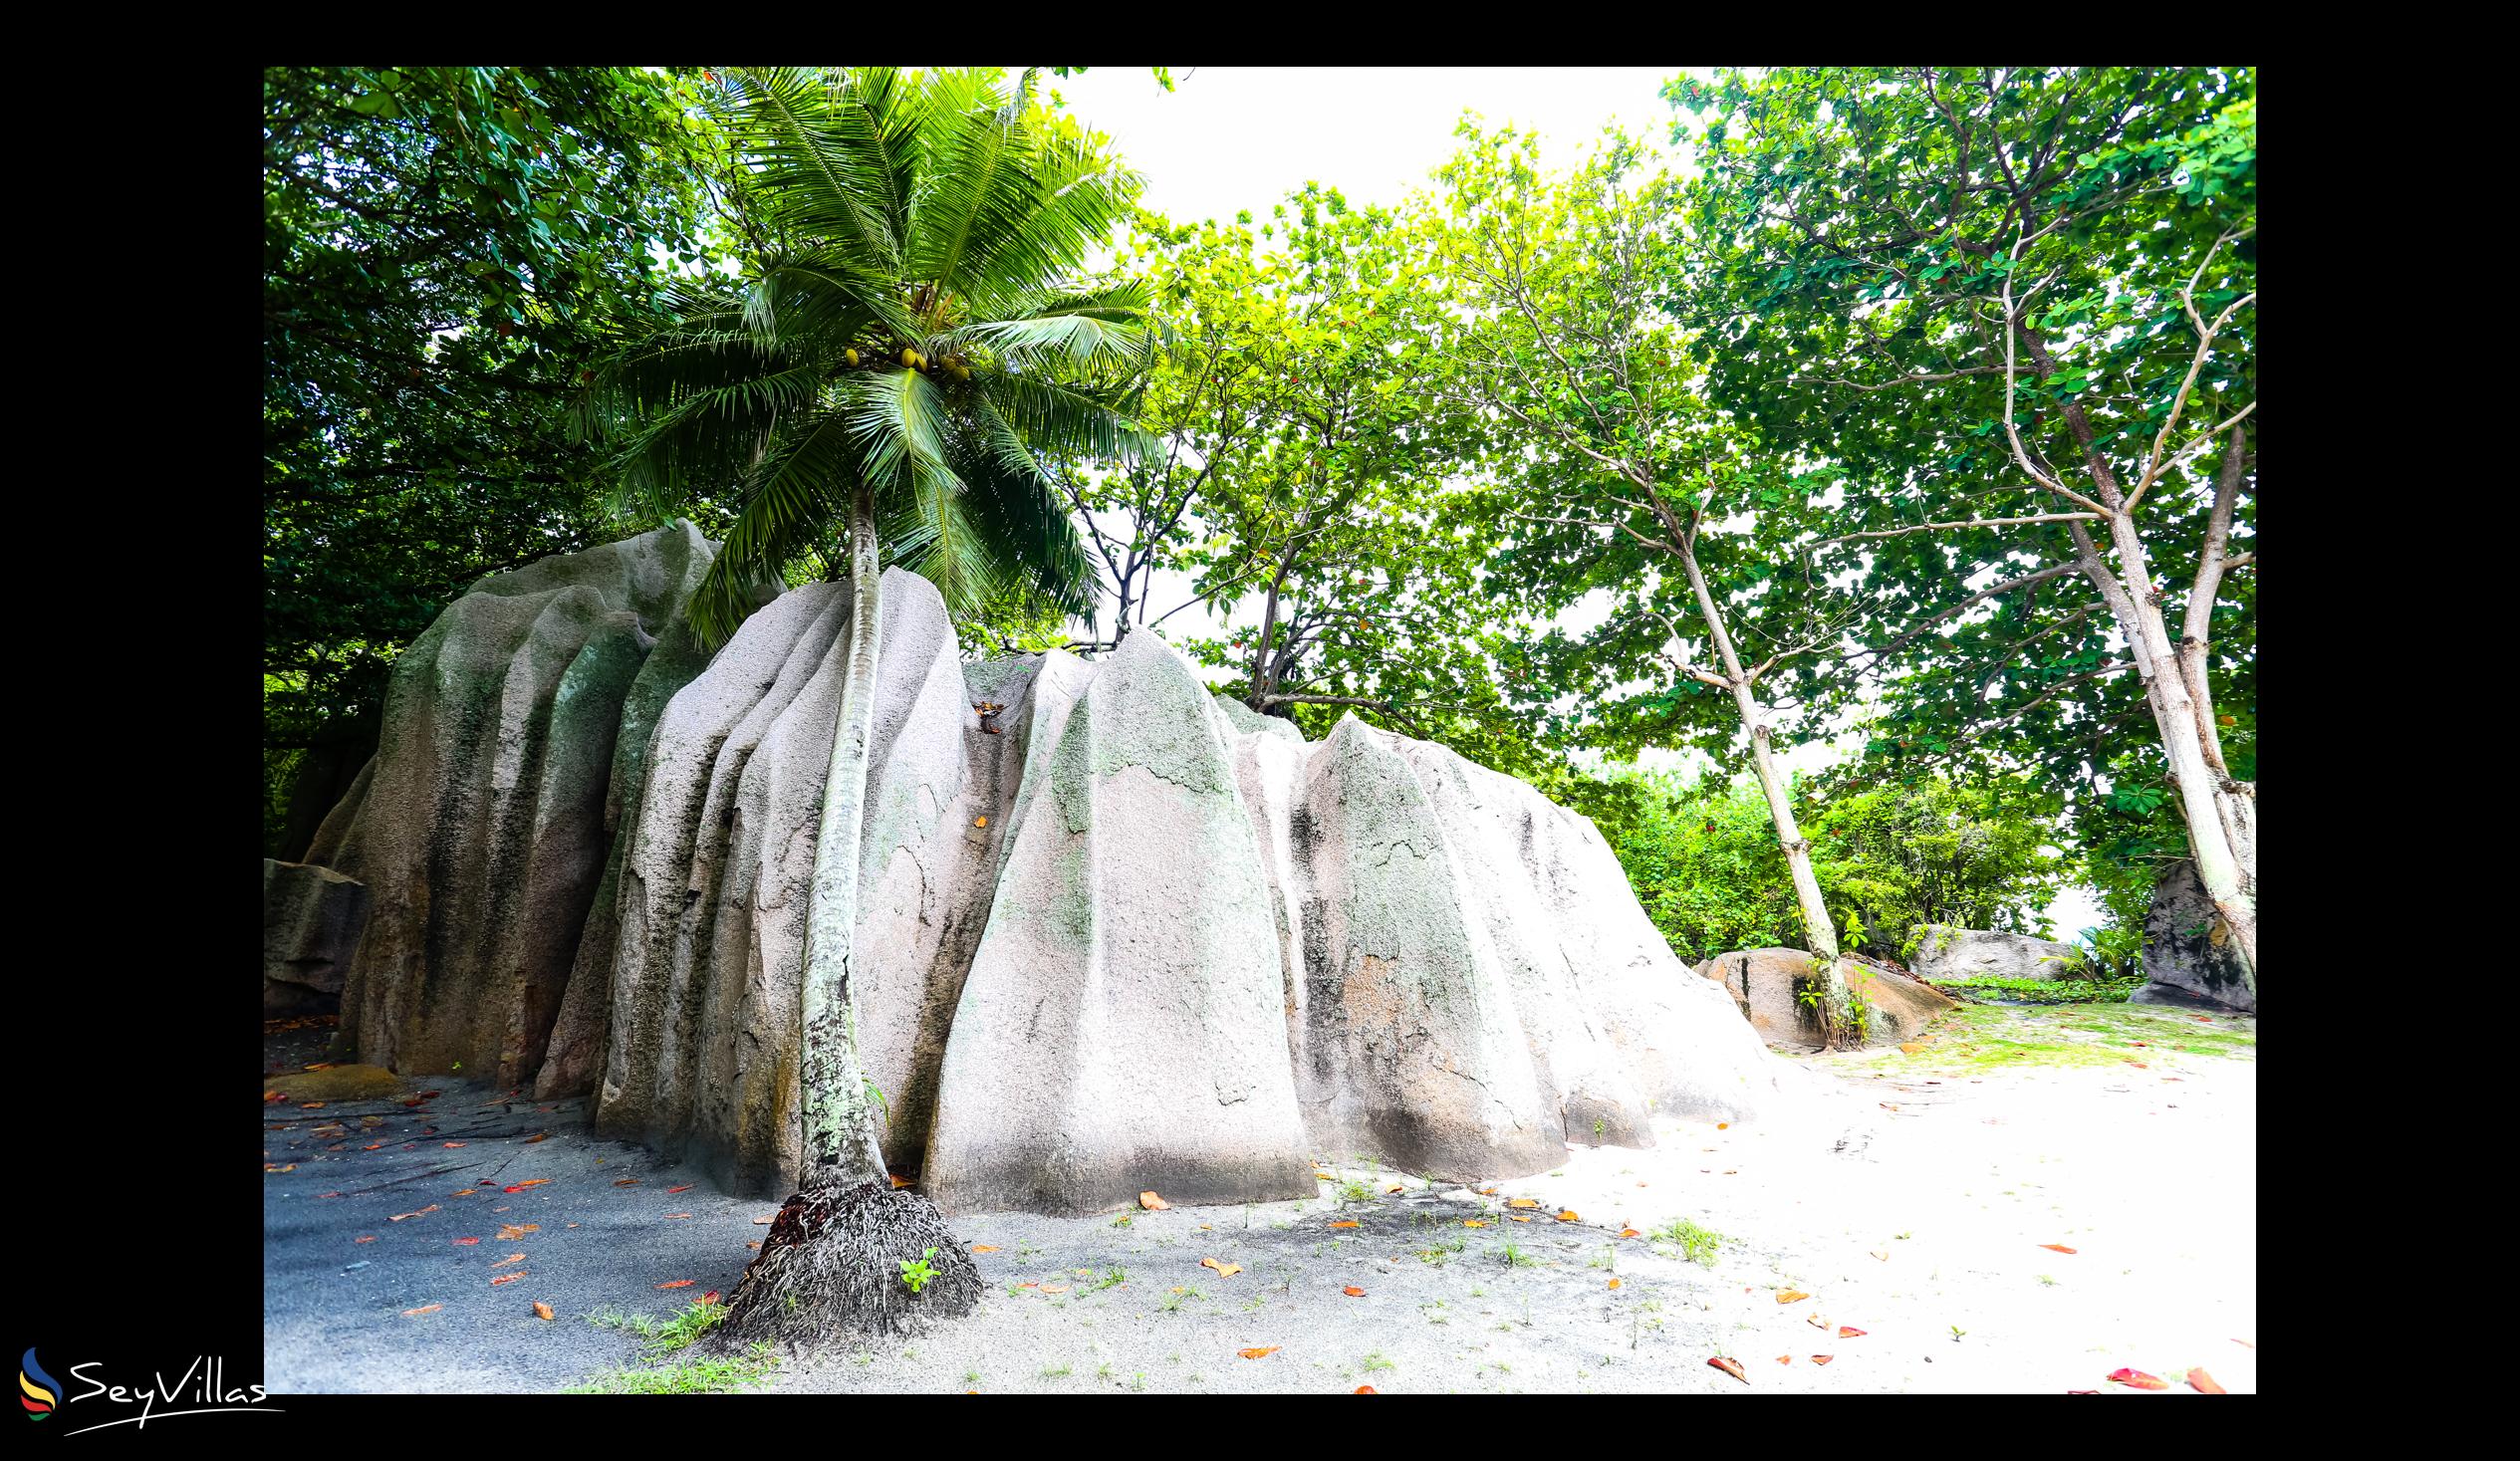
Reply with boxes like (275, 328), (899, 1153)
(1421, 122), (1876, 1045)
(1669, 67), (2258, 995)
(582, 65), (1154, 1344)
(263, 66), (721, 856)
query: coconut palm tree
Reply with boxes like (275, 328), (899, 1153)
(582, 65), (1156, 1344)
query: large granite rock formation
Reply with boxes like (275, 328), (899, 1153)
(263, 859), (370, 1015)
(300, 534), (1805, 1214)
(1699, 948), (1955, 1050)
(1907, 924), (2088, 982)
(2129, 858), (2255, 1013)
(307, 522), (732, 1087)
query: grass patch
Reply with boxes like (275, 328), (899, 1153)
(1932, 973), (2143, 1005)
(1651, 1217), (1724, 1267)
(586, 1300), (727, 1354)
(566, 1341), (778, 1394)
(1835, 1003), (2254, 1074)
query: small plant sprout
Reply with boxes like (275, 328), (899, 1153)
(898, 1247), (940, 1295)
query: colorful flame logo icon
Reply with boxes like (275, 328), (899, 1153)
(19, 1348), (58, 1420)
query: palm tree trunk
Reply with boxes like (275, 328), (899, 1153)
(799, 477), (889, 1187)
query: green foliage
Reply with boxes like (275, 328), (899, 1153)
(584, 66), (1159, 643)
(264, 66), (721, 850)
(1651, 1216), (1724, 1267)
(897, 1246), (940, 1295)
(1592, 768), (2068, 964)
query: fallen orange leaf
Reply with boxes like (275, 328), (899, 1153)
(1716, 1122), (1729, 1130)
(2108, 1367), (2168, 1390)
(1807, 1315), (1828, 1329)
(1607, 1278), (1622, 1290)
(1511, 1215), (1531, 1223)
(533, 1302), (556, 1321)
(1354, 1384), (1377, 1393)
(355, 1236), (378, 1245)
(663, 1213), (693, 1220)
(970, 1244), (1001, 1253)
(1238, 1347), (1279, 1360)
(525, 1132), (550, 1143)
(1201, 1258), (1243, 1278)
(1506, 1198), (1538, 1209)
(1139, 1191), (1169, 1210)
(389, 1205), (439, 1222)
(1343, 1286), (1366, 1297)
(1708, 1356), (1748, 1384)
(1386, 1185), (1404, 1194)
(657, 1280), (694, 1290)
(443, 1141), (467, 1148)
(1554, 1210), (1580, 1222)
(1040, 1285), (1069, 1294)
(1620, 1227), (1640, 1238)
(491, 1253), (526, 1267)
(1839, 1327), (1867, 1338)
(401, 1306), (442, 1317)
(1776, 1291), (1810, 1304)
(490, 1271), (528, 1286)
(614, 1178), (641, 1187)
(452, 1237), (480, 1246)
(667, 1185), (694, 1194)
(1776, 1355), (1791, 1364)
(2188, 1368), (2226, 1394)
(497, 1224), (538, 1240)
(2040, 1244), (2078, 1254)
(887, 1174), (914, 1189)
(1476, 1187), (1497, 1196)
(1328, 1220), (1361, 1229)
(1811, 1354), (1834, 1365)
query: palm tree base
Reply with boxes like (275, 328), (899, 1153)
(713, 1180), (981, 1350)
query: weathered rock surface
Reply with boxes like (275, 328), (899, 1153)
(1907, 924), (2088, 982)
(263, 859), (370, 1015)
(1699, 947), (1955, 1050)
(314, 522), (726, 1087)
(311, 534), (1807, 1213)
(2131, 858), (2255, 1012)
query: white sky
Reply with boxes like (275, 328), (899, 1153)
(1040, 67), (2103, 937)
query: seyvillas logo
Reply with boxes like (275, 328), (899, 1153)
(20, 1352), (278, 1435)
(20, 1349), (58, 1420)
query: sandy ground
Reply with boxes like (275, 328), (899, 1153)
(262, 1003), (2254, 1394)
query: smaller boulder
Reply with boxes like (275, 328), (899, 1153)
(264, 859), (371, 1015)
(1699, 947), (1954, 1050)
(1907, 924), (2086, 983)
(2135, 859), (2254, 1013)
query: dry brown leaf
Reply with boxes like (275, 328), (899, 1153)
(1040, 1284), (1069, 1295)
(532, 1302), (556, 1321)
(1139, 1191), (1169, 1211)
(1871, 1250), (1890, 1261)
(1707, 1356), (1748, 1384)
(1807, 1314), (1828, 1330)
(1386, 1185), (1404, 1194)
(1554, 1210), (1580, 1223)
(1506, 1197), (1539, 1209)
(1810, 1354), (1834, 1365)
(1838, 1326), (1867, 1338)
(1201, 1258), (1243, 1278)
(1237, 1346), (1279, 1360)
(614, 1178), (641, 1187)
(886, 1173), (914, 1189)
(1776, 1290), (1810, 1304)
(525, 1132), (549, 1143)
(1620, 1227), (1640, 1238)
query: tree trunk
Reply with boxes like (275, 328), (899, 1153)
(798, 478), (890, 1188)
(1671, 528), (1855, 1047)
(2097, 510), (2258, 998)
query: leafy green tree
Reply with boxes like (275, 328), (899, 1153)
(1595, 769), (2067, 967)
(1420, 122), (1877, 1043)
(263, 65), (719, 855)
(1669, 67), (2258, 993)
(584, 66), (1153, 1345)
